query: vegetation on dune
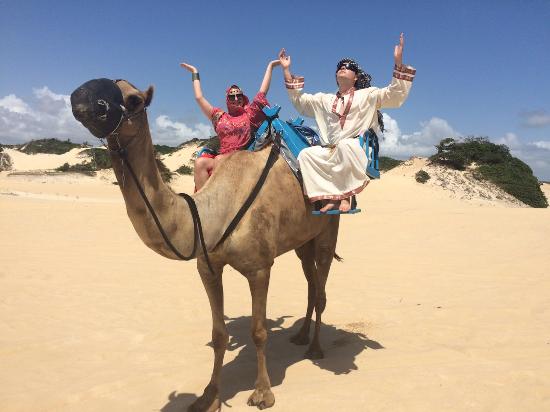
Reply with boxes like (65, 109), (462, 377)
(20, 138), (86, 155)
(430, 137), (548, 208)
(155, 157), (173, 183)
(176, 164), (193, 175)
(79, 148), (112, 169)
(54, 148), (112, 175)
(0, 151), (13, 171)
(55, 162), (96, 175)
(379, 156), (403, 172)
(153, 144), (178, 155)
(415, 169), (431, 183)
(56, 150), (173, 183)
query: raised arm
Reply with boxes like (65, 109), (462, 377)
(279, 48), (293, 85)
(374, 33), (416, 109)
(179, 62), (214, 119)
(278, 48), (321, 118)
(258, 60), (281, 95)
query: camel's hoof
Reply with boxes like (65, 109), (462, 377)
(247, 387), (275, 409)
(290, 332), (310, 345)
(304, 345), (324, 360)
(188, 383), (220, 412)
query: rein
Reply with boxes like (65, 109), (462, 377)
(105, 115), (278, 277)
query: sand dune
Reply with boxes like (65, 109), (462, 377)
(1, 149), (549, 411)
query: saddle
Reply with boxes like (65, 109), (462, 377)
(249, 105), (381, 215)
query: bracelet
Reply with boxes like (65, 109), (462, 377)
(192, 72), (200, 81)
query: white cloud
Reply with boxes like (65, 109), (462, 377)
(153, 115), (213, 145)
(0, 87), (89, 144)
(522, 110), (550, 128)
(380, 114), (461, 157)
(0, 87), (214, 146)
(0, 94), (32, 114)
(532, 140), (550, 150)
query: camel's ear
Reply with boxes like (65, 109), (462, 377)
(144, 85), (154, 107)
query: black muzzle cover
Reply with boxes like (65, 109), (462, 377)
(71, 78), (124, 138)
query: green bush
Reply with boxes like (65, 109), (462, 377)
(155, 157), (173, 183)
(55, 162), (96, 176)
(20, 138), (83, 155)
(430, 136), (511, 170)
(0, 152), (12, 171)
(379, 156), (403, 172)
(153, 144), (178, 155)
(430, 137), (548, 208)
(415, 169), (430, 183)
(176, 164), (193, 175)
(79, 148), (112, 169)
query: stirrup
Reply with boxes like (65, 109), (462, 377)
(312, 208), (362, 215)
(311, 196), (361, 215)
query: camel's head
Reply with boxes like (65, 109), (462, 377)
(71, 79), (154, 139)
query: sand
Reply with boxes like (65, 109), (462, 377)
(1, 149), (549, 411)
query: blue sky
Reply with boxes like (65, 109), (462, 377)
(1, 0), (549, 178)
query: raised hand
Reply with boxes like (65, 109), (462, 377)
(269, 59), (281, 68)
(278, 48), (291, 69)
(180, 62), (198, 73)
(394, 33), (404, 67)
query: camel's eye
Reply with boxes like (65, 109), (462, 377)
(126, 94), (143, 112)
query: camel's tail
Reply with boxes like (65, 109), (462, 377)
(333, 253), (343, 262)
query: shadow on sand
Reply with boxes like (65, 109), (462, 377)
(160, 316), (383, 411)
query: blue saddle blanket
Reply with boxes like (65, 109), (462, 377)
(248, 105), (380, 180)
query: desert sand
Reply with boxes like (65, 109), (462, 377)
(1, 147), (549, 411)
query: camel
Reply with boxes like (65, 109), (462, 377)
(71, 79), (340, 411)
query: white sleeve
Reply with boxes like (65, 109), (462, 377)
(373, 64), (416, 109)
(285, 75), (323, 118)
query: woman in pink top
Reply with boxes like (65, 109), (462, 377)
(180, 60), (280, 190)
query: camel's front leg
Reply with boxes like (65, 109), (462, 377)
(246, 268), (275, 409)
(188, 258), (227, 412)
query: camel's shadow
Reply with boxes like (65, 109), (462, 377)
(160, 316), (383, 411)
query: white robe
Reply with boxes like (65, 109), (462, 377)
(286, 65), (415, 201)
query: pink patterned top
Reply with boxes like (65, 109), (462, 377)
(210, 92), (269, 154)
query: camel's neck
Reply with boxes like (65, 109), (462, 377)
(108, 117), (196, 260)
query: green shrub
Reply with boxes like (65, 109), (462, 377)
(430, 136), (511, 170)
(474, 161), (548, 208)
(0, 152), (12, 171)
(415, 169), (430, 183)
(79, 148), (112, 169)
(20, 138), (83, 155)
(379, 156), (403, 172)
(176, 164), (193, 175)
(430, 137), (548, 207)
(55, 162), (96, 176)
(155, 157), (173, 183)
(153, 144), (178, 155)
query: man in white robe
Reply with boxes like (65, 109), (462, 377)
(278, 33), (416, 212)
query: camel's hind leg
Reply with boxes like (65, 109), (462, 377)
(291, 240), (317, 345)
(245, 267), (275, 409)
(188, 258), (227, 412)
(306, 217), (340, 360)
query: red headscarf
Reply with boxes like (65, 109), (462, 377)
(225, 85), (249, 116)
